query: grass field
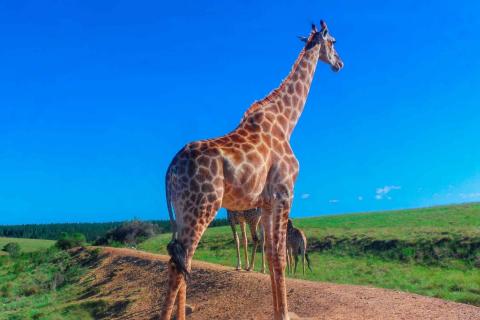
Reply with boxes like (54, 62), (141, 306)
(139, 203), (480, 306)
(0, 237), (55, 254)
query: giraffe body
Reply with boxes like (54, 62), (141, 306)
(286, 219), (311, 275)
(227, 208), (266, 272)
(161, 21), (343, 320)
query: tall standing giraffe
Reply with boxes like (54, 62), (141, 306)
(161, 21), (343, 320)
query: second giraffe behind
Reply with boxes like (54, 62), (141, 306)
(286, 219), (312, 275)
(227, 208), (266, 272)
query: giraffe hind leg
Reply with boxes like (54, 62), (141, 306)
(160, 238), (189, 320)
(160, 260), (184, 320)
(161, 198), (222, 319)
(247, 222), (260, 271)
(176, 279), (187, 320)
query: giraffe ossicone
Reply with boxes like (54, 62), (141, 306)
(160, 21), (343, 320)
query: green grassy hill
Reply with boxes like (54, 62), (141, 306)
(139, 203), (480, 306)
(0, 237), (55, 254)
(0, 247), (102, 320)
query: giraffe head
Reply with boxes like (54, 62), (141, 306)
(301, 21), (344, 72)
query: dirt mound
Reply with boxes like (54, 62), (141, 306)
(81, 247), (480, 320)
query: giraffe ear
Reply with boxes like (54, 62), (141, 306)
(311, 23), (317, 32)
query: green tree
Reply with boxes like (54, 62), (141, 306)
(2, 242), (21, 257)
(55, 232), (86, 250)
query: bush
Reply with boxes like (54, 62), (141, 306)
(94, 220), (159, 246)
(2, 242), (21, 257)
(0, 283), (13, 298)
(20, 283), (41, 296)
(56, 232), (86, 250)
(474, 256), (480, 268)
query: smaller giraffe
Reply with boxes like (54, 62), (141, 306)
(286, 219), (312, 275)
(227, 208), (266, 272)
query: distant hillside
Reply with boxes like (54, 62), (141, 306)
(143, 202), (480, 262)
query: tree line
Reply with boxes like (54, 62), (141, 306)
(0, 218), (229, 242)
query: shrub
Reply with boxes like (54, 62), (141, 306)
(2, 242), (21, 257)
(56, 232), (86, 250)
(94, 220), (159, 246)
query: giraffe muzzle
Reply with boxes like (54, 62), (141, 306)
(332, 60), (344, 72)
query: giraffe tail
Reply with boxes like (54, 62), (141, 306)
(165, 162), (176, 239)
(167, 239), (189, 279)
(305, 252), (312, 272)
(165, 162), (189, 279)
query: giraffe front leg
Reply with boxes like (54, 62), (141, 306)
(230, 223), (242, 271)
(262, 209), (279, 318)
(288, 248), (294, 274)
(259, 225), (266, 273)
(293, 253), (298, 274)
(240, 222), (250, 270)
(271, 184), (293, 320)
(302, 250), (306, 276)
(286, 247), (291, 275)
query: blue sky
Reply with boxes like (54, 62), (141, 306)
(1, 1), (479, 224)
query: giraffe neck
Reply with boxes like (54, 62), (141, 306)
(241, 38), (320, 139)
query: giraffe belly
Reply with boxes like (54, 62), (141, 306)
(222, 190), (262, 211)
(221, 167), (267, 211)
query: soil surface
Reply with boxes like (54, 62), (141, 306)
(82, 247), (480, 320)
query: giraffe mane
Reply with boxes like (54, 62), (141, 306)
(240, 30), (317, 122)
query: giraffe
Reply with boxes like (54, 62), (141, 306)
(227, 208), (266, 272)
(161, 21), (343, 320)
(286, 219), (312, 275)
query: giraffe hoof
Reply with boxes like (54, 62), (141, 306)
(173, 305), (195, 320)
(288, 312), (300, 319)
(245, 267), (252, 272)
(235, 266), (242, 271)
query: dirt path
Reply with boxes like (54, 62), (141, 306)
(83, 247), (480, 320)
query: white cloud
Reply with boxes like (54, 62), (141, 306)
(375, 185), (401, 200)
(459, 192), (480, 199)
(357, 196), (363, 201)
(301, 193), (310, 200)
(329, 199), (339, 203)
